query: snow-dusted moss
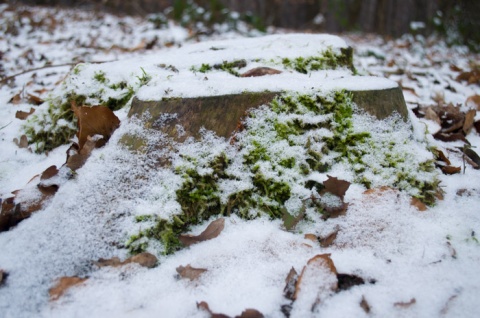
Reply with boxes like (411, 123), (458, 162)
(126, 90), (439, 256)
(24, 65), (151, 153)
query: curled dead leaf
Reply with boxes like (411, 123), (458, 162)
(176, 264), (207, 280)
(15, 108), (35, 120)
(49, 276), (88, 301)
(240, 67), (282, 77)
(179, 218), (225, 247)
(435, 149), (451, 165)
(394, 298), (416, 308)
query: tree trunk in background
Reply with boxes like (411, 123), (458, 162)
(6, 0), (478, 41)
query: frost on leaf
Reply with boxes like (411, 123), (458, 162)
(293, 254), (338, 309)
(176, 264), (207, 280)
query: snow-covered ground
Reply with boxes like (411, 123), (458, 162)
(1, 4), (479, 318)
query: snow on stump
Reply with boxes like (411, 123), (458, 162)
(127, 34), (408, 143)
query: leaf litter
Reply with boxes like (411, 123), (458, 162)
(0, 4), (479, 318)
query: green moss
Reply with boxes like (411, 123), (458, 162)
(127, 89), (440, 256)
(93, 71), (108, 83)
(24, 67), (150, 153)
(190, 59), (247, 76)
(281, 47), (356, 74)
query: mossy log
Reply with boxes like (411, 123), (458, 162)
(128, 86), (408, 144)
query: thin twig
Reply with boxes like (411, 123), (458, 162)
(0, 60), (115, 85)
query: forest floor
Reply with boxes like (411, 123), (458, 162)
(1, 4), (480, 318)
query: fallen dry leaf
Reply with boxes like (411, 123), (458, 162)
(363, 186), (395, 196)
(9, 93), (22, 104)
(462, 147), (480, 169)
(197, 301), (230, 318)
(13, 135), (29, 149)
(236, 309), (264, 318)
(360, 295), (371, 313)
(410, 197), (427, 211)
(282, 205), (305, 231)
(449, 64), (463, 72)
(27, 93), (44, 105)
(466, 95), (480, 111)
(394, 298), (416, 308)
(197, 301), (263, 318)
(433, 132), (469, 144)
(435, 149), (451, 165)
(424, 107), (441, 125)
(71, 101), (120, 150)
(95, 257), (123, 267)
(40, 165), (59, 180)
(294, 254), (338, 301)
(66, 135), (101, 171)
(463, 109), (476, 135)
(49, 276), (88, 301)
(179, 218), (225, 247)
(15, 108), (35, 120)
(240, 67), (282, 77)
(321, 175), (351, 199)
(96, 252), (157, 269)
(304, 234), (318, 243)
(319, 229), (339, 248)
(440, 165), (461, 175)
(128, 252), (158, 268)
(284, 267), (299, 301)
(176, 264), (207, 280)
(456, 69), (480, 85)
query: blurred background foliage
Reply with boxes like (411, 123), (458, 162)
(6, 0), (480, 51)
